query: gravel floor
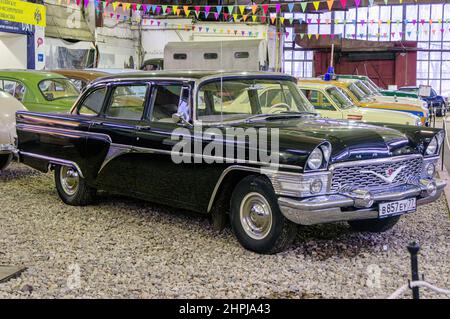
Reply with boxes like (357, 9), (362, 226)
(0, 162), (449, 299)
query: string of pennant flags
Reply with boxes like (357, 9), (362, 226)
(62, 0), (450, 38)
(68, 0), (431, 19)
(138, 17), (450, 40)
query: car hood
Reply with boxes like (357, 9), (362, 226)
(231, 116), (417, 168)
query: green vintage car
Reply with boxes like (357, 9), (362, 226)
(336, 74), (419, 99)
(0, 70), (80, 113)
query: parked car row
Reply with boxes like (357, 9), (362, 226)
(0, 69), (443, 174)
(12, 70), (445, 253)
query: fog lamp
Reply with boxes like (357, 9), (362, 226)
(310, 179), (323, 194)
(426, 163), (436, 177)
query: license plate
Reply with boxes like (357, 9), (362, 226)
(379, 198), (416, 218)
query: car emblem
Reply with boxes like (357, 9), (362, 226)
(360, 165), (406, 184)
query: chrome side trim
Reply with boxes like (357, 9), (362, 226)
(207, 166), (262, 212)
(19, 151), (84, 178)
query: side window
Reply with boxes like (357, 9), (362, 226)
(150, 84), (183, 123)
(303, 89), (335, 111)
(0, 79), (26, 101)
(105, 85), (148, 120)
(77, 87), (107, 116)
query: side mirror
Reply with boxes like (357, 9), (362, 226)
(172, 112), (192, 127)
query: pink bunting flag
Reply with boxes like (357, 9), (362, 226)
(132, 3), (137, 11)
(214, 12), (219, 20)
(275, 4), (281, 13)
(76, 0), (81, 6)
(205, 6), (211, 17)
(262, 4), (269, 15)
(340, 0), (347, 9)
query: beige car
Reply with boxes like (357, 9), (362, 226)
(298, 81), (422, 126)
(0, 90), (27, 170)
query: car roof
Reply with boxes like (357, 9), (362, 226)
(297, 80), (334, 90)
(0, 69), (68, 82)
(51, 69), (108, 81)
(93, 70), (297, 83)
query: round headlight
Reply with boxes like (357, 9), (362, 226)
(307, 148), (323, 170)
(426, 137), (438, 155)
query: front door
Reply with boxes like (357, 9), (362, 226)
(89, 82), (150, 193)
(132, 81), (198, 210)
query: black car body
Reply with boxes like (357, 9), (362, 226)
(15, 71), (446, 254)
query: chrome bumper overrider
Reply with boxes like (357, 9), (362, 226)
(0, 144), (17, 155)
(278, 179), (446, 225)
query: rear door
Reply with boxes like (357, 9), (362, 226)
(88, 82), (150, 192)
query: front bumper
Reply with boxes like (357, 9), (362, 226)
(278, 179), (446, 225)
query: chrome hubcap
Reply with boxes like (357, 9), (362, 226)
(239, 192), (272, 240)
(60, 166), (79, 196)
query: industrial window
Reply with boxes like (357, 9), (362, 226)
(285, 3), (450, 94)
(173, 53), (187, 60)
(204, 53), (218, 60)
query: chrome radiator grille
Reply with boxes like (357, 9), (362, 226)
(330, 155), (423, 193)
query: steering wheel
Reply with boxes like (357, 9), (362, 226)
(267, 102), (290, 114)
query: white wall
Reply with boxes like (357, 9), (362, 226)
(141, 19), (281, 71)
(0, 32), (27, 69)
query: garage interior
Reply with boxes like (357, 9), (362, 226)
(0, 0), (449, 301)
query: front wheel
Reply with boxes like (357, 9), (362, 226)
(230, 176), (297, 254)
(54, 165), (96, 206)
(348, 216), (400, 233)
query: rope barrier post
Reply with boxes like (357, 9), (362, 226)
(407, 242), (421, 299)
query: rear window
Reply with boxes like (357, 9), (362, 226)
(39, 79), (79, 101)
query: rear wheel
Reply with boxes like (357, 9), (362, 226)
(0, 154), (13, 171)
(230, 176), (297, 254)
(348, 216), (400, 233)
(54, 165), (96, 206)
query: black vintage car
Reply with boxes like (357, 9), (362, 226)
(15, 71), (445, 254)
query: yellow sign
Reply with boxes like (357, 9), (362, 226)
(0, 0), (46, 27)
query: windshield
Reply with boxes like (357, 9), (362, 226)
(348, 83), (370, 102)
(363, 79), (380, 94)
(39, 79), (80, 101)
(326, 87), (354, 109)
(197, 79), (316, 123)
(354, 80), (374, 96)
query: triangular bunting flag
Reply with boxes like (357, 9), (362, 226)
(239, 5), (245, 15)
(300, 2), (307, 12)
(327, 0), (334, 11)
(183, 6), (190, 17)
(216, 6), (222, 14)
(251, 4), (258, 15)
(262, 4), (269, 15)
(227, 5), (234, 14)
(313, 1), (320, 11)
(288, 3), (294, 12)
(340, 0), (347, 9)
